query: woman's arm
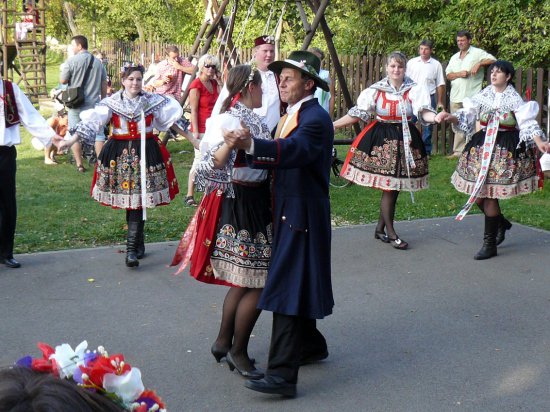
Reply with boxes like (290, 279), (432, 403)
(211, 142), (235, 169)
(333, 114), (360, 129)
(170, 123), (200, 149)
(189, 88), (201, 139)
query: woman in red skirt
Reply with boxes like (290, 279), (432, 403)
(171, 64), (272, 379)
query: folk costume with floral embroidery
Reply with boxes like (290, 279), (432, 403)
(451, 85), (544, 216)
(341, 77), (433, 191)
(75, 91), (181, 209)
(171, 102), (272, 288)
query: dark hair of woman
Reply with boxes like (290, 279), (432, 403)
(0, 367), (125, 412)
(489, 60), (515, 87)
(121, 65), (145, 80)
(220, 64), (262, 113)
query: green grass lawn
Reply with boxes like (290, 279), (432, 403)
(14, 132), (550, 254)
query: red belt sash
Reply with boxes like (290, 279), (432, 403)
(111, 132), (156, 140)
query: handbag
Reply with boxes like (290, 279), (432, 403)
(58, 55), (94, 109)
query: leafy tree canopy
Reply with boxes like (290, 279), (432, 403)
(46, 0), (550, 67)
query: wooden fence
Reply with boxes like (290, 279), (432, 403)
(101, 40), (550, 155)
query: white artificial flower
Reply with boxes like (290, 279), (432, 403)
(50, 340), (88, 379)
(103, 368), (145, 404)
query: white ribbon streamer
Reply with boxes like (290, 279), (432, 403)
(455, 111), (502, 221)
(397, 94), (415, 203)
(140, 110), (147, 221)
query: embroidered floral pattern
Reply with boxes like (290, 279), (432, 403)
(93, 147), (171, 208)
(452, 143), (538, 198)
(343, 139), (428, 191)
(210, 222), (272, 288)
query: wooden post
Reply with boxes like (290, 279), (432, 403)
(300, 0), (329, 50)
(303, 0), (359, 134)
(294, 1), (311, 34)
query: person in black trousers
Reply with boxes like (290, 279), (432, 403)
(224, 51), (334, 397)
(0, 77), (62, 268)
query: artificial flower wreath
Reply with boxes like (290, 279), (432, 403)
(16, 341), (166, 412)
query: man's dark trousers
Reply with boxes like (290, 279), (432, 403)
(0, 146), (17, 260)
(266, 313), (327, 383)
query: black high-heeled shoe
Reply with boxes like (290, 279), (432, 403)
(226, 352), (264, 380)
(374, 230), (390, 243)
(211, 345), (228, 363)
(211, 344), (256, 364)
(388, 236), (408, 250)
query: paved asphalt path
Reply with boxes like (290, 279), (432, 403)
(1, 215), (549, 411)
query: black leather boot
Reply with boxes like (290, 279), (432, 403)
(126, 221), (139, 267)
(495, 214), (512, 246)
(474, 215), (499, 260)
(136, 220), (145, 259)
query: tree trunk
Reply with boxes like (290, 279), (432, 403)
(63, 2), (79, 36)
(134, 18), (145, 43)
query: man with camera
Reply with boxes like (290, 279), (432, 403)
(60, 35), (107, 172)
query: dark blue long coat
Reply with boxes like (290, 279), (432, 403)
(249, 98), (334, 319)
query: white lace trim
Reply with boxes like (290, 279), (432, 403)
(91, 187), (171, 208)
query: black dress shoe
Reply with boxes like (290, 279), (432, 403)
(2, 258), (21, 268)
(299, 350), (329, 366)
(226, 352), (263, 379)
(245, 375), (297, 397)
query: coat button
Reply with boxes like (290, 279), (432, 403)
(281, 216), (286, 221)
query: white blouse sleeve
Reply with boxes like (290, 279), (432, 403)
(199, 113), (241, 157)
(409, 83), (435, 125)
(348, 88), (376, 122)
(515, 101), (546, 145)
(195, 113), (241, 197)
(451, 97), (479, 141)
(74, 105), (111, 146)
(152, 96), (184, 131)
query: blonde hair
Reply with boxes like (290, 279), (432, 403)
(198, 54), (220, 71)
(386, 51), (407, 67)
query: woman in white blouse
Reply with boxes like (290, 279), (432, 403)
(61, 65), (189, 267)
(334, 51), (446, 250)
(444, 60), (550, 260)
(171, 64), (271, 379)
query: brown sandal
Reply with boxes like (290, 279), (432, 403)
(77, 165), (86, 173)
(184, 196), (198, 207)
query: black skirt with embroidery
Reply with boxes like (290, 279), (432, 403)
(209, 180), (272, 288)
(451, 129), (539, 199)
(342, 121), (429, 191)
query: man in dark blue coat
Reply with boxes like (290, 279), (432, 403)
(224, 50), (334, 397)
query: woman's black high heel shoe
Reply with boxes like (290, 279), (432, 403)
(211, 344), (256, 364)
(388, 236), (408, 250)
(211, 344), (228, 363)
(374, 230), (390, 243)
(226, 352), (264, 380)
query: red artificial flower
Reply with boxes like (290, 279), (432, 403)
(80, 353), (131, 389)
(136, 389), (166, 409)
(31, 342), (59, 376)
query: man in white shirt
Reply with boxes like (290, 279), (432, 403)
(445, 30), (495, 157)
(406, 40), (445, 155)
(0, 77), (62, 268)
(212, 35), (281, 131)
